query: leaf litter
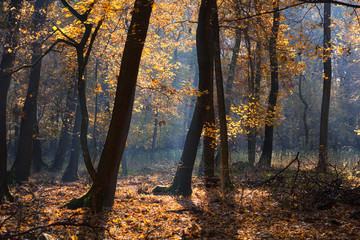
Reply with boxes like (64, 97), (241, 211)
(1, 172), (360, 239)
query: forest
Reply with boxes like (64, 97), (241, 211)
(2, 0), (360, 239)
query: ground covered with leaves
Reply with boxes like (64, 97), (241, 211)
(1, 169), (360, 239)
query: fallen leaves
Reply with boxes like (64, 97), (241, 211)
(1, 173), (360, 239)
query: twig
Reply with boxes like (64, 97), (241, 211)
(262, 152), (300, 185)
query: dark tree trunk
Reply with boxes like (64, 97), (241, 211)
(92, 59), (99, 163)
(212, 0), (232, 190)
(318, 3), (331, 172)
(225, 29), (241, 114)
(32, 119), (43, 173)
(247, 42), (262, 166)
(51, 81), (77, 171)
(153, 0), (213, 197)
(185, 48), (199, 141)
(121, 155), (128, 176)
(244, 28), (257, 166)
(298, 71), (309, 147)
(62, 104), (81, 182)
(258, 0), (280, 168)
(58, 0), (104, 182)
(12, 0), (48, 181)
(65, 0), (153, 211)
(0, 0), (23, 202)
(201, 98), (215, 179)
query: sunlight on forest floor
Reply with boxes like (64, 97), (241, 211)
(1, 172), (360, 239)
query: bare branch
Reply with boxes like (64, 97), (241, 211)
(300, 0), (360, 8)
(1, 39), (76, 77)
(49, 19), (78, 45)
(60, 0), (98, 23)
(84, 17), (104, 67)
(60, 0), (86, 22)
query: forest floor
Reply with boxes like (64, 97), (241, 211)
(1, 166), (360, 239)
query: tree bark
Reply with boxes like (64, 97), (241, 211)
(12, 0), (48, 181)
(318, 3), (331, 172)
(258, 0), (280, 168)
(32, 119), (43, 173)
(153, 0), (213, 197)
(212, 0), (232, 190)
(225, 29), (241, 114)
(201, 98), (215, 179)
(51, 81), (77, 171)
(298, 69), (309, 147)
(65, 0), (153, 211)
(0, 0), (23, 202)
(62, 103), (81, 182)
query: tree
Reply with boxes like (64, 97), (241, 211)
(257, 0), (280, 168)
(0, 0), (23, 202)
(212, 0), (232, 190)
(62, 103), (81, 182)
(12, 0), (50, 181)
(65, 0), (154, 211)
(318, 2), (331, 172)
(51, 80), (77, 171)
(153, 0), (214, 196)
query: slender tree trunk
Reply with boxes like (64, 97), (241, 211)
(12, 0), (48, 181)
(153, 0), (213, 197)
(76, 46), (97, 181)
(51, 81), (77, 171)
(0, 0), (23, 202)
(318, 3), (331, 172)
(225, 29), (241, 114)
(32, 119), (43, 173)
(151, 110), (158, 160)
(212, 0), (232, 190)
(244, 28), (257, 166)
(65, 0), (153, 211)
(92, 59), (99, 163)
(121, 155), (128, 176)
(62, 103), (81, 182)
(298, 71), (309, 147)
(258, 0), (280, 168)
(201, 98), (215, 179)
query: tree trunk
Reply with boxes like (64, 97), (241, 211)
(151, 110), (159, 160)
(298, 70), (309, 147)
(51, 80), (77, 171)
(12, 0), (48, 181)
(65, 0), (153, 211)
(244, 27), (257, 166)
(32, 119), (43, 173)
(225, 29), (241, 114)
(201, 99), (215, 179)
(153, 0), (213, 197)
(92, 59), (99, 163)
(62, 103), (81, 182)
(258, 0), (280, 168)
(0, 0), (23, 202)
(318, 3), (331, 172)
(212, 0), (232, 190)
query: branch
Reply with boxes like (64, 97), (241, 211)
(49, 19), (78, 45)
(224, 2), (306, 22)
(300, 0), (360, 8)
(1, 39), (76, 77)
(84, 18), (104, 67)
(60, 0), (98, 23)
(60, 0), (86, 22)
(262, 152), (300, 185)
